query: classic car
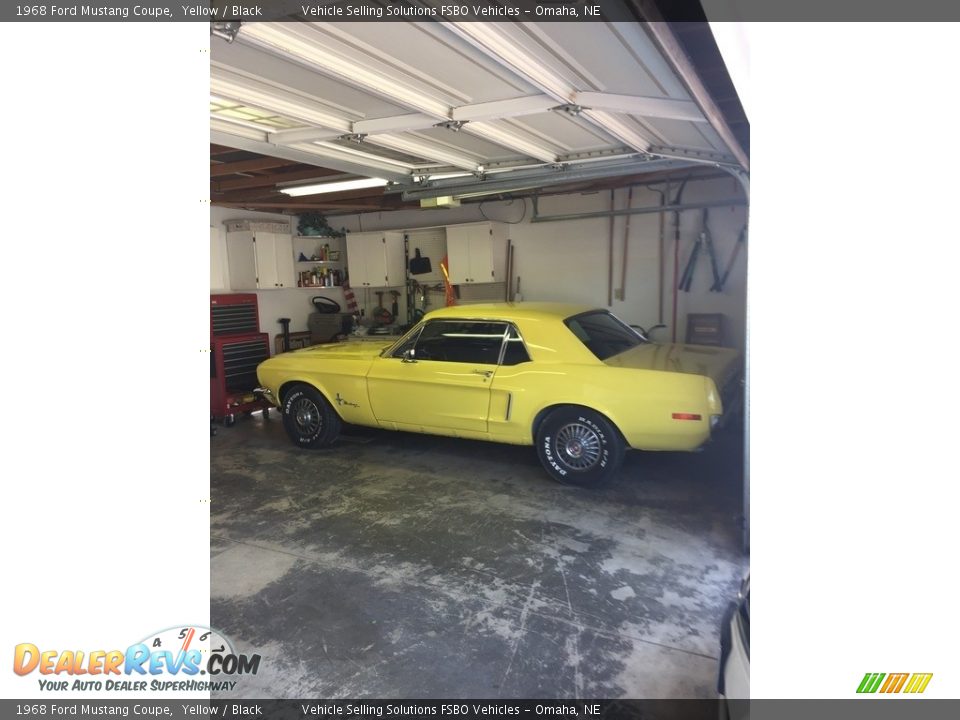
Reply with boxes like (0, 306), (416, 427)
(255, 302), (742, 485)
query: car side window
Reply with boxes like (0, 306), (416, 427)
(407, 320), (508, 364)
(500, 325), (531, 366)
(389, 325), (423, 358)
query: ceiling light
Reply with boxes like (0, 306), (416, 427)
(280, 178), (388, 197)
(424, 172), (473, 181)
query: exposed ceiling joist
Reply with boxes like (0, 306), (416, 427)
(212, 166), (339, 192)
(210, 156), (298, 176)
(210, 131), (410, 182)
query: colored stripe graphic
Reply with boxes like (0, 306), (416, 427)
(857, 673), (885, 693)
(857, 672), (933, 694)
(903, 673), (933, 694)
(880, 673), (908, 693)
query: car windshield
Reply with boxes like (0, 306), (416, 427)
(565, 310), (645, 360)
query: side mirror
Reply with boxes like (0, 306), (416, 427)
(401, 348), (417, 363)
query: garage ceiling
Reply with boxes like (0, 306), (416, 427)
(210, 15), (748, 214)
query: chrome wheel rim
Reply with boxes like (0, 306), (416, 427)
(292, 398), (321, 436)
(555, 422), (601, 470)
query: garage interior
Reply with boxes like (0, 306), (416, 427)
(210, 12), (749, 700)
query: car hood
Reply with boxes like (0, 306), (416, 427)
(287, 339), (395, 361)
(604, 343), (740, 386)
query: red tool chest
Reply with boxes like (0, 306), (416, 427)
(210, 294), (271, 426)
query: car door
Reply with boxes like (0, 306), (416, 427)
(366, 320), (508, 434)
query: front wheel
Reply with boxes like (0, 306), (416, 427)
(536, 408), (624, 485)
(281, 385), (342, 448)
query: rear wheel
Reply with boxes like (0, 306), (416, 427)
(281, 385), (341, 448)
(536, 408), (624, 485)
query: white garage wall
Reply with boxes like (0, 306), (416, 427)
(326, 176), (749, 353)
(210, 206), (346, 351)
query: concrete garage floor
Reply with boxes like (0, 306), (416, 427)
(210, 411), (747, 699)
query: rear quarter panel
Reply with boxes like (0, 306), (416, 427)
(488, 314), (721, 450)
(488, 363), (720, 451)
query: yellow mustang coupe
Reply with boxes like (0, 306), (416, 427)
(255, 303), (742, 485)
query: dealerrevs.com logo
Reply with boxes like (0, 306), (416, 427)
(857, 672), (933, 694)
(13, 625), (260, 692)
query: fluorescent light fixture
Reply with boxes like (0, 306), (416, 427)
(425, 172), (473, 181)
(280, 178), (388, 197)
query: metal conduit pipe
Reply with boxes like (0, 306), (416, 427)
(620, 187), (634, 301)
(649, 184), (667, 325)
(671, 179), (692, 343)
(529, 198), (745, 224)
(607, 189), (615, 307)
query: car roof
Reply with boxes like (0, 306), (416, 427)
(423, 302), (598, 322)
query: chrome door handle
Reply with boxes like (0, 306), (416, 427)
(472, 369), (493, 378)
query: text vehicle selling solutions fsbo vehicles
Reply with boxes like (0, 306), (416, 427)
(255, 303), (741, 485)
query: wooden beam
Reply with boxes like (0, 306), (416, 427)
(210, 157), (300, 177)
(210, 166), (339, 192)
(209, 144), (238, 155)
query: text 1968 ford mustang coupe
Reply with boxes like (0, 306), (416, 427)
(255, 303), (741, 485)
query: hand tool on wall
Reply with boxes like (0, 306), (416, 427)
(702, 210), (722, 291)
(409, 248), (432, 275)
(712, 224), (747, 292)
(678, 230), (702, 292)
(390, 290), (400, 319)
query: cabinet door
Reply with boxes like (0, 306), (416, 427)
(211, 226), (229, 290)
(381, 231), (406, 287)
(273, 234), (295, 288)
(252, 232), (296, 288)
(347, 233), (377, 287)
(467, 226), (496, 282)
(253, 233), (280, 288)
(225, 231), (257, 290)
(445, 226), (473, 284)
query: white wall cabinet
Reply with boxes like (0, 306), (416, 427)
(346, 231), (406, 288)
(224, 220), (296, 289)
(210, 226), (229, 290)
(445, 222), (507, 284)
